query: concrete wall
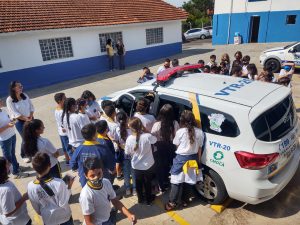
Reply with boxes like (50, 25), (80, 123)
(213, 0), (300, 45)
(0, 20), (182, 96)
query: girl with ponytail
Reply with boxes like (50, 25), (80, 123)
(165, 110), (204, 211)
(125, 117), (157, 205)
(62, 98), (89, 149)
(23, 119), (61, 178)
(116, 111), (136, 196)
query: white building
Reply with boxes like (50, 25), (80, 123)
(213, 0), (300, 45)
(0, 0), (187, 96)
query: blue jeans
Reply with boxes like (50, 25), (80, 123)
(108, 56), (114, 70)
(0, 134), (19, 174)
(15, 120), (25, 158)
(59, 135), (73, 158)
(118, 55), (125, 70)
(123, 159), (136, 190)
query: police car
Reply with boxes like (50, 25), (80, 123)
(98, 64), (300, 205)
(260, 42), (300, 72)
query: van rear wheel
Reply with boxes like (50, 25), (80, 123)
(195, 168), (228, 205)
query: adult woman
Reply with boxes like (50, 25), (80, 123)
(151, 104), (179, 192)
(106, 39), (114, 71)
(116, 39), (125, 70)
(6, 81), (34, 162)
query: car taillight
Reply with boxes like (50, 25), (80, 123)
(234, 151), (279, 170)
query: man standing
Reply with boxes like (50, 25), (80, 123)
(116, 39), (126, 70)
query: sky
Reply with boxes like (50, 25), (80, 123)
(164, 0), (187, 7)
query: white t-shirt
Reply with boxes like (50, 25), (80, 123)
(63, 113), (89, 148)
(279, 68), (294, 79)
(0, 109), (15, 141)
(6, 93), (34, 119)
(79, 178), (116, 225)
(173, 127), (204, 155)
(157, 65), (167, 75)
(206, 61), (217, 67)
(37, 137), (58, 168)
(125, 133), (157, 170)
(86, 102), (101, 123)
(28, 178), (71, 225)
(54, 108), (66, 136)
(133, 112), (156, 132)
(151, 120), (179, 142)
(100, 116), (118, 142)
(115, 127), (131, 149)
(0, 181), (30, 225)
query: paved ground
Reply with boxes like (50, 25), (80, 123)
(3, 39), (300, 225)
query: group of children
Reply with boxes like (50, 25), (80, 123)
(144, 52), (295, 87)
(200, 51), (295, 86)
(0, 84), (206, 224)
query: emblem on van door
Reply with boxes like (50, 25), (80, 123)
(283, 113), (292, 125)
(210, 151), (225, 167)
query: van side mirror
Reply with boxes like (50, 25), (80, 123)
(288, 48), (296, 53)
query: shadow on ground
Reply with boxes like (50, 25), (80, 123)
(22, 47), (214, 99)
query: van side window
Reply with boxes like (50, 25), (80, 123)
(158, 95), (192, 121)
(200, 106), (240, 137)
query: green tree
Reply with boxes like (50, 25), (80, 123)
(182, 0), (214, 31)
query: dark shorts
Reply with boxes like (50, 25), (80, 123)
(115, 149), (124, 163)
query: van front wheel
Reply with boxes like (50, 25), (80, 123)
(195, 169), (228, 205)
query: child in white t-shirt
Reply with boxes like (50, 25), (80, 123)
(62, 98), (89, 149)
(79, 157), (136, 225)
(133, 98), (156, 132)
(165, 110), (204, 211)
(125, 117), (157, 205)
(28, 153), (74, 225)
(0, 157), (31, 225)
(151, 104), (179, 192)
(54, 93), (72, 165)
(115, 111), (136, 196)
(101, 104), (123, 180)
(23, 119), (61, 178)
(81, 90), (101, 123)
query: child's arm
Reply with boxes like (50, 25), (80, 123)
(83, 215), (95, 225)
(111, 198), (136, 224)
(5, 193), (28, 217)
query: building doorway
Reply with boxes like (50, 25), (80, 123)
(249, 16), (260, 43)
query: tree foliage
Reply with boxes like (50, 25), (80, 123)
(182, 0), (214, 31)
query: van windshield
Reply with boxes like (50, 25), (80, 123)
(251, 95), (297, 142)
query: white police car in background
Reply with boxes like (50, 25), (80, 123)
(260, 42), (300, 72)
(98, 65), (300, 205)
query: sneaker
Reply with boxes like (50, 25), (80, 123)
(23, 157), (31, 163)
(125, 189), (131, 197)
(13, 172), (29, 179)
(132, 189), (137, 196)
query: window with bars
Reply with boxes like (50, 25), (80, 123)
(146, 27), (163, 45)
(99, 32), (123, 52)
(286, 15), (297, 24)
(39, 37), (73, 61)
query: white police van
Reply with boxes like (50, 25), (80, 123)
(98, 65), (300, 205)
(260, 42), (300, 72)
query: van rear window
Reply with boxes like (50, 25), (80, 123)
(251, 95), (297, 142)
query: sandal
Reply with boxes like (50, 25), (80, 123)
(165, 201), (177, 211)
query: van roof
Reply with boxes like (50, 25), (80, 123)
(144, 73), (285, 107)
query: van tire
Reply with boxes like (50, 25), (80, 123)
(265, 58), (281, 73)
(200, 35), (206, 40)
(195, 168), (228, 205)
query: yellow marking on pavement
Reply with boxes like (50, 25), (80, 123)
(154, 199), (190, 225)
(210, 198), (233, 213)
